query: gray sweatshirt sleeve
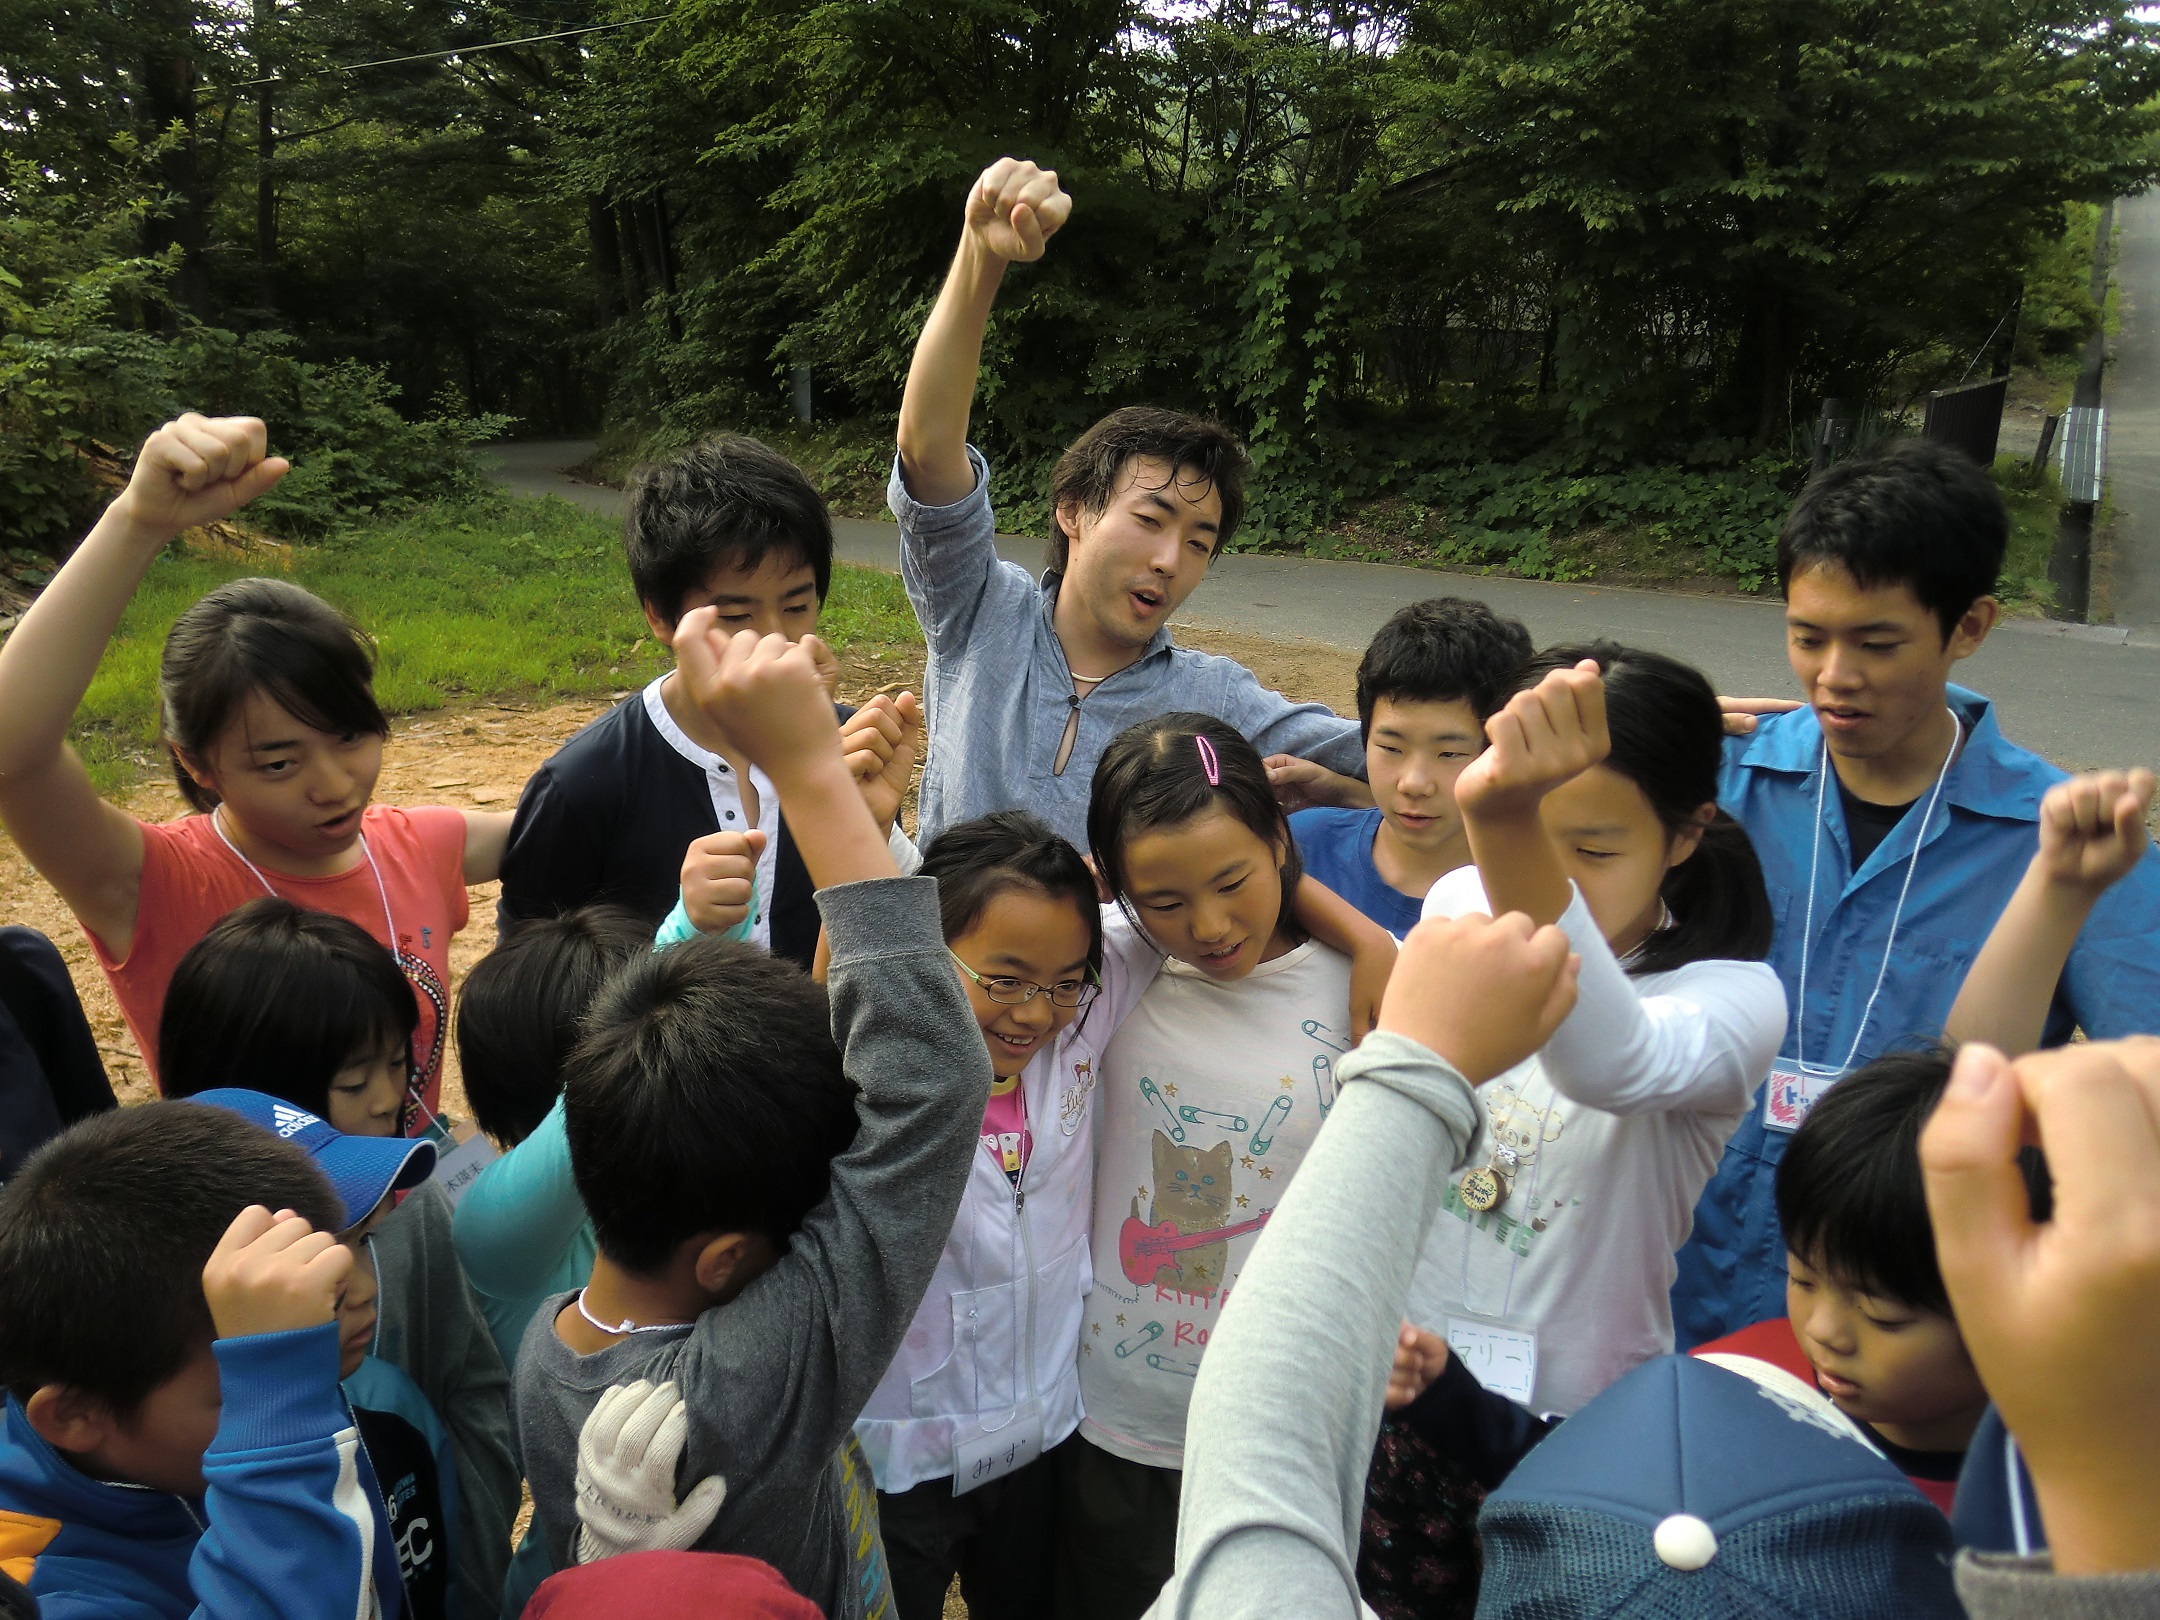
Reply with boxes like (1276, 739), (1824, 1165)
(676, 875), (994, 1480)
(1955, 1551), (2160, 1619)
(1145, 1031), (1479, 1620)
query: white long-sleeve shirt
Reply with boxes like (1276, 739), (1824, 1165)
(1405, 866), (1787, 1414)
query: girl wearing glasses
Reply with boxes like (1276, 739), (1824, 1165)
(857, 800), (1393, 1620)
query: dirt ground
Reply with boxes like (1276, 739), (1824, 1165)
(0, 627), (1358, 1125)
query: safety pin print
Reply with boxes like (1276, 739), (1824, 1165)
(1312, 1054), (1337, 1116)
(1176, 1105), (1248, 1132)
(1114, 1321), (1165, 1358)
(1301, 1018), (1350, 1054)
(1138, 1076), (1185, 1142)
(1145, 1353), (1199, 1378)
(1249, 1094), (1292, 1154)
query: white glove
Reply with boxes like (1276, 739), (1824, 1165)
(573, 1379), (729, 1562)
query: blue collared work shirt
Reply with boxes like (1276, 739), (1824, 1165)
(890, 448), (1365, 849)
(1672, 683), (2160, 1347)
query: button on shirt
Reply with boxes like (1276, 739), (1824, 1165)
(1672, 685), (2160, 1347)
(639, 680), (781, 949)
(889, 449), (1366, 849)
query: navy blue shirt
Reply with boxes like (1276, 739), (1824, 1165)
(1289, 808), (1427, 938)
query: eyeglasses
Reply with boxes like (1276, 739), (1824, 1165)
(950, 951), (1099, 1010)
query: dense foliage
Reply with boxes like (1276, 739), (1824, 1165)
(4, 0), (2156, 562)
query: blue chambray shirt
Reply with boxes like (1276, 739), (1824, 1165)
(1672, 682), (2160, 1346)
(890, 449), (1365, 849)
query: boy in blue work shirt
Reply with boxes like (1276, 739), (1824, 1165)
(1290, 597), (1531, 936)
(1673, 438), (2160, 1349)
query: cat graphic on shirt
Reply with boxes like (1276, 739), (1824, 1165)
(1137, 1133), (1234, 1293)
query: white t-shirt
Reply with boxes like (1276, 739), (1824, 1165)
(1078, 934), (1354, 1468)
(1406, 865), (1786, 1415)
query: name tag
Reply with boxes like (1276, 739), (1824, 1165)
(952, 1399), (1045, 1497)
(1762, 1062), (1842, 1134)
(431, 1131), (500, 1208)
(1446, 1316), (1539, 1406)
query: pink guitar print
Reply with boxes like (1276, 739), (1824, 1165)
(1119, 1208), (1273, 1286)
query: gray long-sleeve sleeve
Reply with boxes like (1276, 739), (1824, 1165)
(1145, 1031), (1479, 1620)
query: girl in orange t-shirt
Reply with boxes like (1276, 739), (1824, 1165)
(0, 414), (512, 1123)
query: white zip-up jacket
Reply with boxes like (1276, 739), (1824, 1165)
(855, 907), (1162, 1492)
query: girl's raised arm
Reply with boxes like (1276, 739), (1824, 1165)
(0, 416), (287, 952)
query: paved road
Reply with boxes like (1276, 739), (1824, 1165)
(2107, 189), (2160, 626)
(482, 441), (2160, 772)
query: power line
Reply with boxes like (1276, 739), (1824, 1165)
(202, 13), (667, 95)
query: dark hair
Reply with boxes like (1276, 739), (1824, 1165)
(160, 578), (388, 814)
(456, 906), (653, 1149)
(1087, 712), (1303, 942)
(624, 434), (834, 624)
(562, 933), (858, 1273)
(1777, 438), (2006, 640)
(1047, 407), (1249, 574)
(920, 810), (1103, 977)
(1778, 1045), (2052, 1315)
(0, 1104), (341, 1412)
(1357, 596), (1533, 734)
(1512, 643), (1773, 975)
(159, 897), (416, 1115)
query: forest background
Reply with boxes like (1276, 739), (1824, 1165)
(6, 0), (2160, 595)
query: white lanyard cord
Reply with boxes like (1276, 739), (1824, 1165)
(1794, 711), (1959, 1075)
(211, 805), (398, 948)
(208, 807), (445, 1134)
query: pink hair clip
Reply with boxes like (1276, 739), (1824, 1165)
(1195, 734), (1220, 785)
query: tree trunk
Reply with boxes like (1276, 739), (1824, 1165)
(254, 0), (277, 319)
(139, 31), (216, 323)
(587, 196), (627, 320)
(615, 199), (650, 309)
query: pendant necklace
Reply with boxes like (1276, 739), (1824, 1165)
(1458, 1080), (1567, 1214)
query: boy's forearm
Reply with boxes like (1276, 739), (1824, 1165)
(1293, 874), (1392, 957)
(895, 236), (1006, 507)
(1462, 808), (1572, 928)
(0, 502), (165, 781)
(1945, 861), (2099, 1055)
(195, 1324), (387, 1620)
(769, 757), (899, 890)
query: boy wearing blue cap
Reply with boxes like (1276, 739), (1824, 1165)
(0, 1102), (404, 1620)
(193, 1087), (497, 1620)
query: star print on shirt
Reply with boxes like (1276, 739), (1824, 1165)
(1116, 1313), (1127, 1326)
(1164, 1083), (1178, 1097)
(1258, 1166), (1274, 1180)
(1278, 1075), (1295, 1090)
(1235, 1194), (1250, 1209)
(1240, 1155), (1255, 1169)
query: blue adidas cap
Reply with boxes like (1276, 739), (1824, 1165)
(185, 1089), (436, 1230)
(1475, 1353), (1961, 1620)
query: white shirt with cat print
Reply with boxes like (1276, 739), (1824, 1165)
(1078, 935), (1354, 1469)
(1405, 866), (1786, 1415)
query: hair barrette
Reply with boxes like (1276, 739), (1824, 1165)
(1195, 734), (1221, 785)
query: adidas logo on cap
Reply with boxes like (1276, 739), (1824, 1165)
(271, 1102), (320, 1139)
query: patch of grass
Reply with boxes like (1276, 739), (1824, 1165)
(69, 492), (924, 790)
(1993, 456), (2063, 615)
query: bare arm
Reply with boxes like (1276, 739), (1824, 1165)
(1291, 873), (1398, 1043)
(460, 810), (514, 885)
(0, 416), (287, 954)
(895, 159), (1071, 507)
(1946, 770), (2155, 1056)
(1455, 661), (1608, 928)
